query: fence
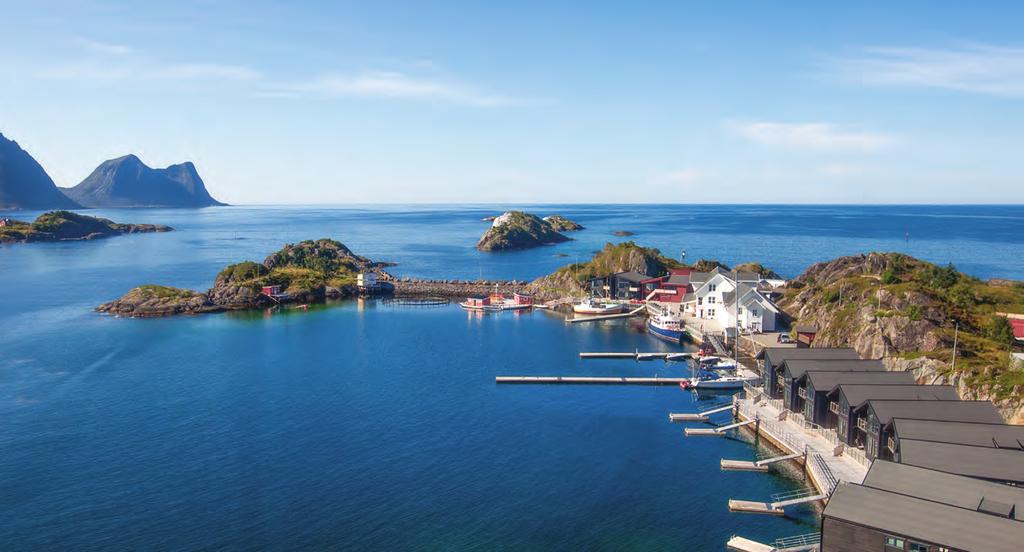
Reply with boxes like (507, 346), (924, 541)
(843, 446), (871, 468)
(808, 453), (839, 495)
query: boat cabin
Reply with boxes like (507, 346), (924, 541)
(464, 296), (490, 308)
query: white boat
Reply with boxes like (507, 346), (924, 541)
(572, 298), (625, 315)
(647, 312), (688, 344)
(686, 373), (760, 389)
(665, 352), (692, 362)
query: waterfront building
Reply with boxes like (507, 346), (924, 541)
(832, 386), (961, 448)
(779, 359), (886, 414)
(855, 400), (1003, 461)
(685, 268), (779, 333)
(261, 284), (283, 296)
(800, 370), (916, 426)
(821, 460), (1024, 552)
(755, 347), (860, 398)
(589, 271), (648, 300)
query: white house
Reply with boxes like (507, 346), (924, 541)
(684, 267), (779, 333)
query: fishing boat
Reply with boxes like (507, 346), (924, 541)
(572, 298), (625, 315)
(646, 309), (688, 344)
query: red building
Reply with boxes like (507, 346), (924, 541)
(644, 268), (693, 303)
(1010, 318), (1024, 343)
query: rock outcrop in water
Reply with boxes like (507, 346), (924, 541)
(778, 252), (1024, 422)
(0, 210), (172, 243)
(99, 239), (391, 317)
(542, 215), (584, 232)
(476, 211), (572, 251)
(0, 132), (82, 210)
(63, 154), (224, 208)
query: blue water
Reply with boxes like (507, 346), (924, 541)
(2, 204), (1023, 550)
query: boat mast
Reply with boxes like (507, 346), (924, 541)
(734, 269), (739, 365)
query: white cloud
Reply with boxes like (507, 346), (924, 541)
(34, 60), (261, 83)
(77, 38), (133, 55)
(830, 44), (1024, 97)
(735, 122), (893, 152)
(280, 71), (519, 106)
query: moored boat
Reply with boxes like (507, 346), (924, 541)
(459, 291), (533, 312)
(647, 311), (688, 344)
(572, 298), (625, 315)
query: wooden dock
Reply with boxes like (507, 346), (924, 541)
(495, 376), (688, 385)
(581, 351), (693, 361)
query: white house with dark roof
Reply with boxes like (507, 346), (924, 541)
(684, 267), (779, 333)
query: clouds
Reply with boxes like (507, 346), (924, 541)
(734, 122), (894, 152)
(277, 71), (518, 106)
(829, 43), (1024, 97)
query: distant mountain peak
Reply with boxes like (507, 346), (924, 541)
(64, 154), (225, 208)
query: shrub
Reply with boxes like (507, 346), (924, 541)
(823, 289), (840, 303)
(985, 316), (1016, 348)
(925, 262), (960, 289)
(905, 305), (923, 321)
(947, 282), (976, 308)
(881, 269), (898, 285)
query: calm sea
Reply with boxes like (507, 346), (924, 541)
(1, 204), (1022, 550)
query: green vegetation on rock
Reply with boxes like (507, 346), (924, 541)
(477, 211), (571, 251)
(542, 215), (584, 232)
(0, 210), (171, 243)
(530, 241), (681, 297)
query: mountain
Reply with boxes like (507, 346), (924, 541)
(0, 133), (81, 210)
(64, 154), (224, 208)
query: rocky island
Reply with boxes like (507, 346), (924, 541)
(0, 210), (172, 243)
(542, 215), (584, 232)
(780, 252), (1024, 422)
(530, 241), (683, 298)
(476, 211), (578, 251)
(99, 239), (391, 317)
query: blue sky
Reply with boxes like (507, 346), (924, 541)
(2, 1), (1023, 204)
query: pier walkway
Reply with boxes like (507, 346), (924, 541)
(495, 376), (687, 385)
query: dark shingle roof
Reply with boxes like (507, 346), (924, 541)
(781, 359), (885, 380)
(837, 384), (959, 409)
(897, 440), (1024, 484)
(614, 271), (648, 283)
(757, 347), (860, 365)
(863, 460), (1024, 520)
(794, 325), (818, 333)
(665, 274), (690, 285)
(805, 370), (916, 392)
(824, 482), (1024, 552)
(892, 418), (1024, 450)
(865, 400), (1004, 427)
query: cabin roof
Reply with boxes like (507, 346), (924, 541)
(835, 384), (959, 408)
(780, 359), (884, 380)
(613, 271), (648, 283)
(863, 400), (1004, 427)
(863, 460), (1024, 521)
(804, 370), (915, 392)
(891, 418), (1024, 450)
(755, 346), (859, 364)
(665, 274), (691, 285)
(897, 440), (1024, 484)
(824, 482), (1023, 552)
(794, 324), (818, 334)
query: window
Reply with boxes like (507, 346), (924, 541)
(752, 309), (760, 317)
(856, 417), (867, 431)
(708, 296), (716, 304)
(907, 542), (930, 552)
(884, 535), (905, 549)
(829, 401), (840, 415)
(887, 436), (896, 452)
(697, 297), (703, 305)
(707, 309), (715, 318)
(797, 387), (807, 399)
(709, 284), (717, 292)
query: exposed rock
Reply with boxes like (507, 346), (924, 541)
(476, 211), (570, 252)
(0, 210), (172, 244)
(732, 262), (782, 280)
(612, 230), (634, 237)
(529, 241), (681, 299)
(0, 132), (81, 210)
(543, 215), (584, 232)
(63, 154), (224, 208)
(98, 286), (219, 317)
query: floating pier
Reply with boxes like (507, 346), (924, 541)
(725, 536), (776, 552)
(727, 533), (821, 552)
(495, 376), (688, 385)
(668, 403), (733, 422)
(721, 452), (806, 472)
(684, 418), (756, 436)
(729, 489), (825, 515)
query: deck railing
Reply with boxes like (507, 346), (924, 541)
(843, 445), (871, 468)
(774, 532), (821, 550)
(808, 453), (839, 495)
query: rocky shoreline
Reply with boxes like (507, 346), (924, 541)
(1, 210), (172, 244)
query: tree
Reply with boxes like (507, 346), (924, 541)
(986, 316), (1016, 348)
(927, 263), (959, 289)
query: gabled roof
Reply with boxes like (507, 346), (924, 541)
(863, 400), (1004, 427)
(613, 271), (648, 283)
(780, 359), (885, 381)
(824, 482), (1023, 552)
(891, 418), (1024, 450)
(863, 460), (1024, 521)
(665, 274), (691, 286)
(804, 370), (916, 393)
(756, 346), (860, 365)
(835, 384), (959, 409)
(897, 440), (1024, 484)
(690, 267), (759, 291)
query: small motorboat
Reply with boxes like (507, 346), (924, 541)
(573, 298), (625, 315)
(636, 352), (660, 361)
(665, 352), (692, 362)
(683, 368), (759, 390)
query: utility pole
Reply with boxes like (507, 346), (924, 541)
(951, 321), (959, 373)
(734, 269), (740, 364)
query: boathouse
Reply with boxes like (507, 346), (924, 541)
(833, 385), (961, 448)
(820, 461), (1024, 552)
(589, 271), (648, 300)
(779, 359), (885, 414)
(463, 296), (490, 309)
(755, 347), (860, 398)
(261, 284), (283, 297)
(800, 370), (916, 427)
(890, 418), (1024, 451)
(892, 439), (1024, 485)
(855, 399), (1003, 461)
